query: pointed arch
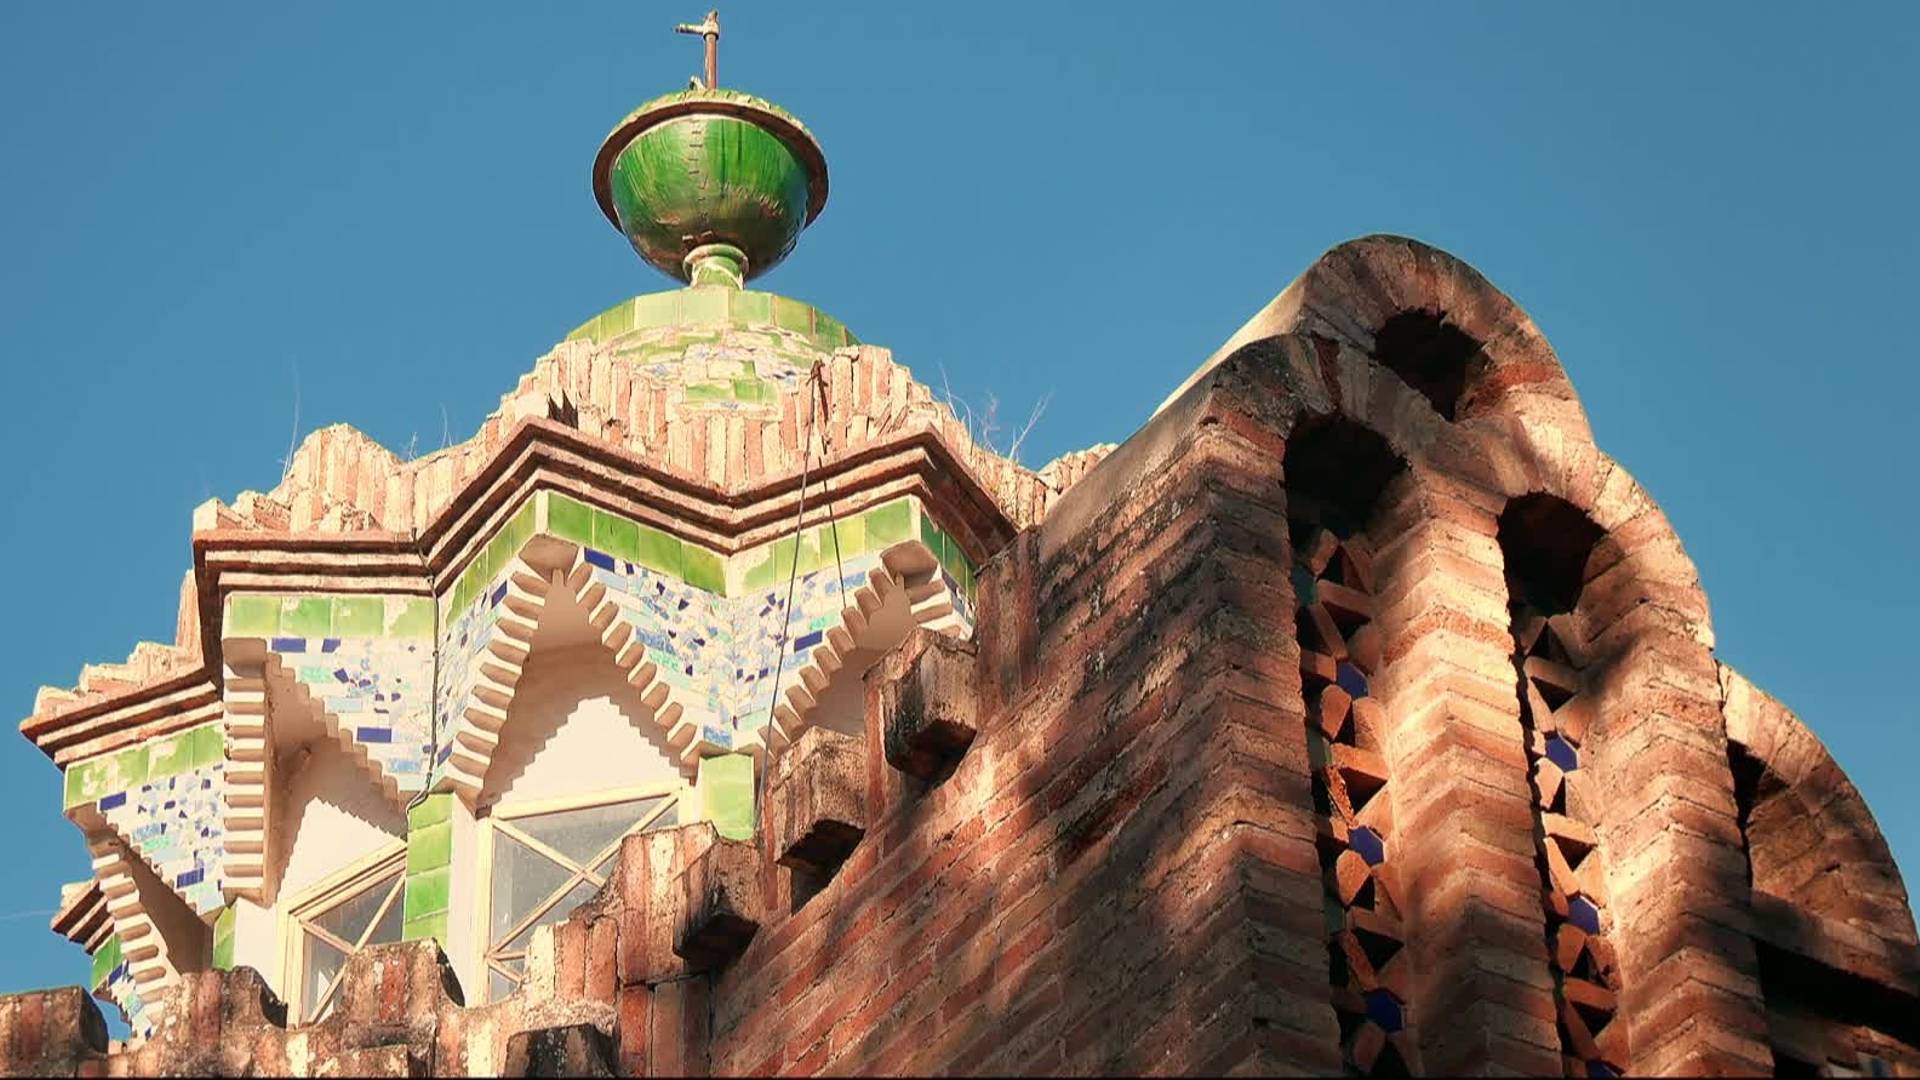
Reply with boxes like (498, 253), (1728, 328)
(1497, 492), (1627, 1075)
(478, 581), (685, 809)
(1283, 414), (1420, 1075)
(438, 559), (554, 805)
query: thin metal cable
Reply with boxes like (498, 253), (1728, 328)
(758, 362), (826, 824)
(816, 370), (848, 599)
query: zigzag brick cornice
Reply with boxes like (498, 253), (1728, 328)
(432, 497), (974, 807)
(87, 838), (178, 1026)
(439, 558), (552, 803)
(27, 419), (1031, 770)
(50, 881), (111, 955)
(219, 657), (270, 904)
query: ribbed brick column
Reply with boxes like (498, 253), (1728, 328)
(1369, 472), (1562, 1075)
(1580, 534), (1772, 1075)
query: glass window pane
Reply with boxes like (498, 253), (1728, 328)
(313, 868), (403, 944)
(489, 969), (518, 1002)
(590, 799), (680, 875)
(302, 934), (348, 1023)
(503, 877), (598, 953)
(366, 882), (404, 946)
(515, 797), (663, 866)
(491, 836), (573, 943)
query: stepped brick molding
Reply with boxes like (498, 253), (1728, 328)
(7, 235), (1916, 1077)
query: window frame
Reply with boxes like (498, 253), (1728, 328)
(474, 780), (687, 1002)
(277, 841), (408, 1023)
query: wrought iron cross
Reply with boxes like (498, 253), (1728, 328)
(676, 10), (721, 90)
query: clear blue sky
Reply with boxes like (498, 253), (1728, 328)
(2, 2), (1914, 1004)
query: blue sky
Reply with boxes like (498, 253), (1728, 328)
(2, 2), (1914, 1006)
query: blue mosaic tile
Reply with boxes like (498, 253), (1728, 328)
(98, 756), (226, 916)
(1349, 825), (1386, 867)
(1546, 734), (1579, 772)
(1363, 989), (1404, 1033)
(271, 635), (434, 794)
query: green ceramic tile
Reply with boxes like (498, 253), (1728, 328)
(147, 731), (196, 781)
(90, 935), (120, 989)
(760, 535), (798, 587)
(633, 291), (678, 327)
(548, 492), (594, 546)
(699, 754), (756, 841)
(407, 821), (452, 875)
(733, 290), (771, 324)
(281, 597), (332, 638)
(505, 499), (537, 553)
(686, 382), (731, 402)
(793, 529), (824, 576)
(389, 597), (435, 640)
(594, 510), (641, 563)
(475, 536), (502, 586)
(864, 499), (911, 545)
(634, 525), (684, 578)
(918, 510), (944, 557)
(224, 595), (280, 638)
(109, 745), (151, 792)
(814, 311), (847, 348)
(731, 377), (770, 403)
(191, 724), (224, 768)
(940, 532), (967, 584)
(402, 911), (449, 946)
(408, 792), (452, 830)
(682, 546), (725, 594)
(682, 286), (728, 326)
(773, 294), (813, 335)
(741, 548), (776, 592)
(332, 596), (384, 638)
(403, 866), (450, 922)
(64, 759), (108, 810)
(831, 515), (865, 558)
(449, 574), (471, 619)
(492, 531), (521, 581)
(212, 907), (236, 971)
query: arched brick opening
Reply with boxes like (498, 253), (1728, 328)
(1370, 309), (1488, 422)
(1722, 668), (1920, 1073)
(1496, 492), (1627, 1076)
(1284, 415), (1417, 1076)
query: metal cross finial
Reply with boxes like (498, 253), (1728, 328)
(676, 9), (721, 90)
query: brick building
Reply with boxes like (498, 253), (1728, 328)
(4, 33), (1917, 1079)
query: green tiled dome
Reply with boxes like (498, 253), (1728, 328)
(592, 89), (829, 284)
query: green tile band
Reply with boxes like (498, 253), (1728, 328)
(211, 907), (235, 970)
(63, 721), (222, 810)
(220, 593), (435, 642)
(90, 934), (122, 990)
(402, 794), (454, 948)
(699, 754), (756, 842)
(445, 490), (976, 613)
(564, 287), (858, 355)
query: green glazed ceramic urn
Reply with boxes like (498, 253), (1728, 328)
(592, 88), (829, 286)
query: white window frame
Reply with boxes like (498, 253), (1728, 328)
(278, 842), (407, 1023)
(474, 781), (686, 1002)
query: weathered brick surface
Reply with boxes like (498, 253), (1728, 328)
(7, 236), (1918, 1076)
(768, 727), (868, 876)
